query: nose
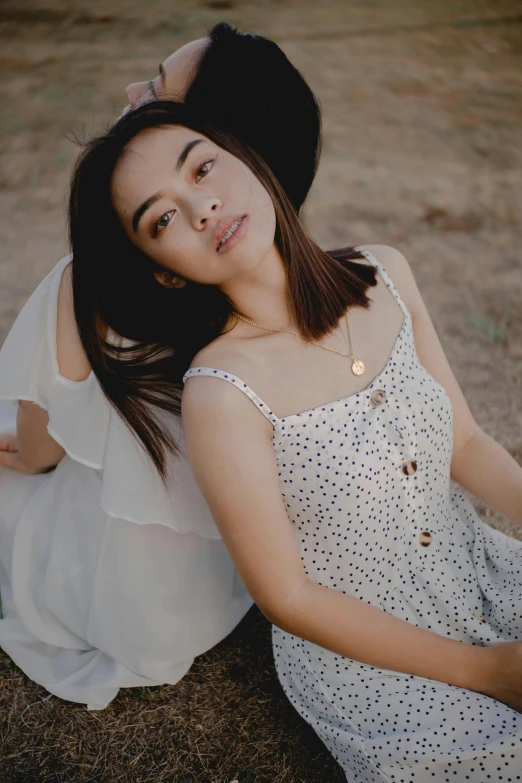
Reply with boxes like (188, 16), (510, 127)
(126, 80), (150, 108)
(192, 197), (221, 230)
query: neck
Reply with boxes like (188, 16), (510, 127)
(220, 243), (296, 330)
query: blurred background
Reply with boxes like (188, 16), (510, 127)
(0, 1), (521, 781)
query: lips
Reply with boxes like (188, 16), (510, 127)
(215, 216), (246, 251)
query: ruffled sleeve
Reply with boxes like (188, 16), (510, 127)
(0, 256), (222, 540)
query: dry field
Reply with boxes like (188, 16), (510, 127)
(0, 1), (521, 781)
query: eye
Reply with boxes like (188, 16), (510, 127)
(154, 210), (175, 236)
(195, 159), (214, 183)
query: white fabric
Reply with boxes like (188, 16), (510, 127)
(0, 257), (253, 709)
(183, 248), (522, 782)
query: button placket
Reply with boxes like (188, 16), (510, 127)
(408, 490), (426, 532)
(388, 394), (425, 548)
(418, 530), (433, 547)
(369, 388), (407, 465)
(370, 389), (387, 407)
(387, 394), (417, 457)
(406, 477), (430, 548)
(402, 459), (418, 476)
(409, 503), (432, 548)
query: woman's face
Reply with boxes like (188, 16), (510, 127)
(124, 38), (209, 113)
(111, 126), (277, 286)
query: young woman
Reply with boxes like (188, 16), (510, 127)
(67, 100), (522, 780)
(0, 25), (321, 709)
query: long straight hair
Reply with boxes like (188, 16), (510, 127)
(68, 101), (377, 479)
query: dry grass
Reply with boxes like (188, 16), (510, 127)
(0, 606), (345, 783)
(1, 0), (521, 780)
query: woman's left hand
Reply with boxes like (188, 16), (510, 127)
(0, 432), (51, 474)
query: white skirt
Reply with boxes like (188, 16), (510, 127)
(0, 400), (252, 710)
(0, 258), (253, 709)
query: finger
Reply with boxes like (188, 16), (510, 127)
(0, 433), (18, 452)
(0, 451), (26, 472)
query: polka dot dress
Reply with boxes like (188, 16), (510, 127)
(183, 247), (522, 781)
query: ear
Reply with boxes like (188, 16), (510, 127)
(153, 270), (188, 289)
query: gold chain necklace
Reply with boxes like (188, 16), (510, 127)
(232, 311), (365, 376)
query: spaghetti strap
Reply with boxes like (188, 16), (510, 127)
(183, 367), (278, 426)
(354, 245), (410, 319)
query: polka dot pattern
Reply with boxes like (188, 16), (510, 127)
(183, 249), (522, 780)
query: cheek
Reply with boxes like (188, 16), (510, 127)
(163, 73), (187, 101)
(150, 237), (196, 272)
(146, 234), (215, 283)
(251, 193), (277, 246)
(248, 178), (277, 236)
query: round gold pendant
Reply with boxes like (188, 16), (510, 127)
(351, 359), (365, 376)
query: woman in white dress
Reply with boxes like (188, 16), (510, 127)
(0, 25), (321, 710)
(68, 98), (522, 780)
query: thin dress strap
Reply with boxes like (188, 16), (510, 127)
(354, 245), (410, 319)
(182, 367), (278, 426)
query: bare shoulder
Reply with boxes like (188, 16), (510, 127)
(183, 331), (275, 443)
(56, 262), (91, 381)
(361, 244), (410, 275)
(182, 366), (272, 447)
(182, 366), (238, 418)
(187, 319), (264, 383)
(189, 330), (241, 370)
(183, 336), (266, 420)
(360, 244), (420, 314)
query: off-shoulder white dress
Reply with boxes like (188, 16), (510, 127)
(0, 256), (253, 709)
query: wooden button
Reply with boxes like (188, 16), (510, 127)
(418, 531), (432, 547)
(472, 612), (486, 624)
(371, 389), (387, 406)
(402, 460), (417, 476)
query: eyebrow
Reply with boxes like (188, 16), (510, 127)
(132, 193), (162, 233)
(131, 138), (205, 233)
(175, 138), (204, 171)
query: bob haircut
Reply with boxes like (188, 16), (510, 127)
(69, 101), (377, 478)
(185, 22), (322, 212)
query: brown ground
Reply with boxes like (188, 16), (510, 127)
(0, 1), (521, 781)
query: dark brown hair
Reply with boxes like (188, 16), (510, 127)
(185, 22), (322, 212)
(68, 101), (376, 479)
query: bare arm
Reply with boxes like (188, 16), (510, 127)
(450, 431), (522, 525)
(182, 377), (494, 696)
(0, 401), (65, 473)
(366, 244), (522, 526)
(0, 264), (90, 474)
(55, 264), (92, 382)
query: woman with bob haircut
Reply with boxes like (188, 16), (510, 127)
(0, 24), (321, 710)
(61, 98), (522, 780)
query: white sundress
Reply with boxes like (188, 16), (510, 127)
(0, 255), (253, 710)
(183, 247), (522, 782)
